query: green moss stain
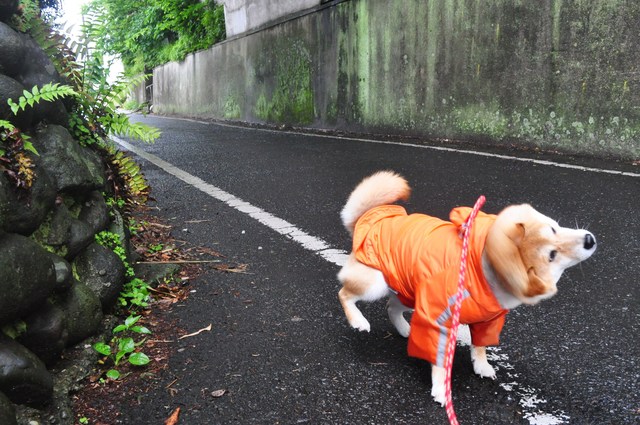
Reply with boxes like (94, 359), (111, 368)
(223, 95), (241, 119)
(30, 212), (68, 258)
(253, 39), (315, 124)
(355, 0), (370, 121)
(425, 2), (439, 111)
(429, 102), (640, 158)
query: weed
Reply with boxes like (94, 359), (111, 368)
(148, 243), (163, 253)
(93, 315), (151, 380)
(118, 278), (151, 309)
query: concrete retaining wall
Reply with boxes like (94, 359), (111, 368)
(153, 0), (640, 160)
(220, 0), (321, 37)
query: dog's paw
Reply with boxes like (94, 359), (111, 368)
(430, 383), (446, 406)
(395, 321), (410, 338)
(473, 359), (497, 380)
(349, 316), (371, 333)
(430, 365), (446, 406)
(471, 346), (497, 380)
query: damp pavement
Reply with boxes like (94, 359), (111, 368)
(114, 114), (639, 425)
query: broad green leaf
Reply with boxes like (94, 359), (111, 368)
(112, 324), (127, 333)
(128, 352), (150, 366)
(115, 350), (126, 365)
(8, 100), (19, 115)
(106, 369), (120, 380)
(124, 315), (140, 327)
(118, 337), (135, 353)
(23, 140), (39, 156)
(93, 342), (111, 356)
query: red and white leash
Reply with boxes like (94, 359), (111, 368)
(443, 195), (486, 425)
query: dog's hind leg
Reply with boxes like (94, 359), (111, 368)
(338, 255), (389, 332)
(387, 294), (412, 337)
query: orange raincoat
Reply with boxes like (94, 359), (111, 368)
(353, 205), (508, 367)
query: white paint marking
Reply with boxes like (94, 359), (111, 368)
(111, 128), (583, 424)
(489, 347), (569, 424)
(111, 136), (348, 267)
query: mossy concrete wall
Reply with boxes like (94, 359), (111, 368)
(153, 0), (640, 160)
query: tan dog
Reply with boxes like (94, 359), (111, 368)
(337, 171), (596, 405)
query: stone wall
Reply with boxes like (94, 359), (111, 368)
(152, 0), (639, 160)
(0, 5), (129, 424)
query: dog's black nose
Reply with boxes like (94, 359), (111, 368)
(584, 233), (596, 250)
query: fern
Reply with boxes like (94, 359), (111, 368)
(9, 7), (158, 209)
(7, 83), (77, 115)
(103, 145), (151, 214)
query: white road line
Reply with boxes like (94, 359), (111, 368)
(111, 136), (350, 267)
(141, 114), (640, 178)
(111, 134), (569, 424)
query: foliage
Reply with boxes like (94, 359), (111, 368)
(0, 130), (35, 191)
(1, 320), (28, 339)
(5, 5), (159, 208)
(103, 147), (152, 212)
(95, 230), (134, 278)
(22, 10), (159, 213)
(119, 278), (151, 309)
(1, 83), (76, 191)
(10, 0), (40, 32)
(8, 1), (62, 31)
(7, 83), (77, 115)
(94, 230), (151, 308)
(93, 315), (151, 380)
(84, 0), (226, 74)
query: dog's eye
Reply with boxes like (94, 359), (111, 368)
(551, 227), (557, 234)
(549, 250), (558, 262)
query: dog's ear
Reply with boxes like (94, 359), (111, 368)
(523, 267), (552, 298)
(485, 221), (530, 299)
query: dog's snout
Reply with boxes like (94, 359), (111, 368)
(584, 233), (596, 250)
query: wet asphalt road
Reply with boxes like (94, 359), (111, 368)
(116, 114), (638, 424)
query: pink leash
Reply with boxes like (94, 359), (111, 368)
(444, 195), (486, 425)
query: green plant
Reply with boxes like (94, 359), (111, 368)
(2, 84), (77, 190)
(104, 194), (126, 210)
(1, 320), (27, 339)
(1, 123), (35, 191)
(118, 278), (151, 308)
(79, 417), (89, 424)
(84, 0), (226, 74)
(95, 230), (152, 308)
(104, 148), (151, 212)
(7, 83), (77, 115)
(25, 11), (158, 214)
(93, 315), (151, 380)
(148, 242), (163, 252)
(95, 230), (134, 278)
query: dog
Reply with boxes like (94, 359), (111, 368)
(337, 171), (596, 405)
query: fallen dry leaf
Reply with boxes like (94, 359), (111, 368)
(164, 407), (180, 425)
(178, 324), (212, 340)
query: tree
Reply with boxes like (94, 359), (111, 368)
(85, 0), (226, 74)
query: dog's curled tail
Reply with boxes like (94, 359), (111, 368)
(340, 171), (411, 234)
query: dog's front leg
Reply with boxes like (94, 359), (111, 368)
(471, 346), (496, 380)
(430, 364), (446, 406)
